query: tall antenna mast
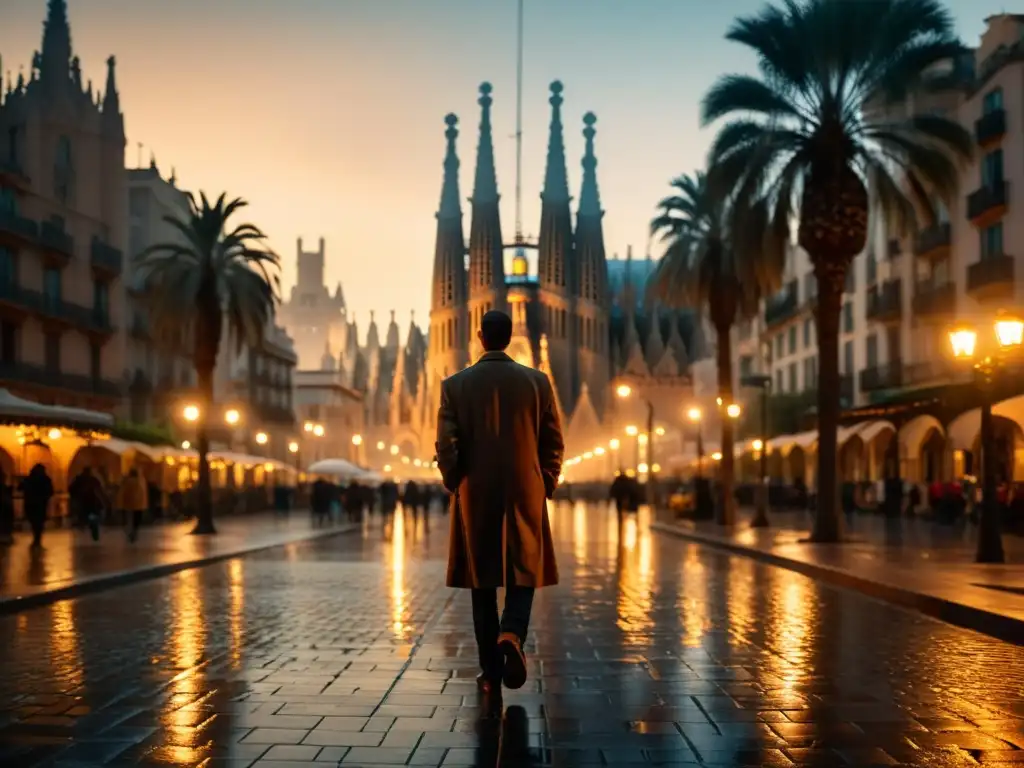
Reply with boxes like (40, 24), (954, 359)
(514, 0), (524, 246)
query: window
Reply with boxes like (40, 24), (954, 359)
(89, 343), (101, 380)
(0, 187), (14, 215)
(739, 355), (753, 380)
(803, 356), (814, 389)
(775, 333), (784, 360)
(980, 222), (1003, 259)
(54, 135), (73, 204)
(788, 326), (796, 354)
(803, 318), (812, 348)
(0, 321), (16, 363)
(867, 253), (877, 285)
(776, 369), (784, 393)
(788, 362), (797, 392)
(44, 332), (60, 372)
(982, 149), (1004, 186)
(843, 302), (854, 333)
(983, 87), (1003, 114)
(843, 340), (854, 375)
(0, 247), (14, 288)
(808, 355), (818, 388)
(93, 280), (109, 322)
(803, 273), (815, 301)
(866, 333), (878, 368)
(43, 267), (60, 300)
(845, 268), (855, 293)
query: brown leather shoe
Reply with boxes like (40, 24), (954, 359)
(497, 632), (527, 690)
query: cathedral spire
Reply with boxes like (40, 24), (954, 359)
(40, 0), (72, 85)
(438, 113), (462, 220)
(471, 83), (498, 206)
(467, 83), (506, 310)
(541, 81), (570, 204)
(577, 112), (602, 218)
(102, 55), (120, 116)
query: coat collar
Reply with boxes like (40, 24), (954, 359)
(477, 350), (512, 364)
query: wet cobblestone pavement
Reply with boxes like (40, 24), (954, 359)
(1, 504), (1024, 767)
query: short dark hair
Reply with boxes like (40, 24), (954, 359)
(480, 310), (513, 350)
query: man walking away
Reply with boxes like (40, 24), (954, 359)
(21, 464), (54, 549)
(379, 479), (399, 520)
(69, 466), (105, 542)
(118, 467), (149, 543)
(436, 310), (564, 696)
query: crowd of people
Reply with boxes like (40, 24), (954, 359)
(307, 476), (449, 525)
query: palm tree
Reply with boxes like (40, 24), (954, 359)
(702, 0), (972, 541)
(650, 172), (785, 525)
(136, 193), (280, 535)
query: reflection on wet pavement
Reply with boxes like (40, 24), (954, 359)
(1, 503), (1024, 766)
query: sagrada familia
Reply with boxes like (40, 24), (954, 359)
(281, 82), (703, 462)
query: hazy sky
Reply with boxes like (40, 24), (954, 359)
(1, 0), (989, 339)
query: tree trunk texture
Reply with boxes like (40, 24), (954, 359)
(812, 278), (843, 542)
(715, 322), (736, 525)
(191, 363), (217, 535)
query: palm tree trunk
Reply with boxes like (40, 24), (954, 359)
(812, 280), (843, 542)
(191, 364), (217, 535)
(715, 322), (736, 525)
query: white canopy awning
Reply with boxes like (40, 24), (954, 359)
(0, 388), (114, 430)
(854, 420), (895, 444)
(768, 430), (818, 455)
(308, 458), (366, 480)
(90, 438), (165, 462)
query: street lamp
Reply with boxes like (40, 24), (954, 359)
(225, 408), (240, 426)
(255, 431), (269, 445)
(617, 384), (657, 506)
(949, 313), (1024, 563)
(312, 424), (325, 438)
(742, 373), (773, 528)
(183, 404), (199, 422)
(288, 440), (299, 453)
(352, 434), (363, 446)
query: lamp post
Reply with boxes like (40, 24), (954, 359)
(949, 314), (1024, 564)
(687, 407), (704, 479)
(617, 384), (657, 507)
(741, 373), (772, 527)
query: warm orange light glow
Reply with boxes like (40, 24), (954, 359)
(752, 438), (764, 451)
(638, 462), (649, 473)
(351, 434), (363, 445)
(390, 444), (399, 455)
(225, 408), (240, 426)
(949, 327), (978, 359)
(726, 403), (741, 419)
(255, 432), (268, 445)
(288, 441), (299, 453)
(181, 440), (191, 450)
(312, 424), (325, 437)
(609, 438), (620, 450)
(711, 451), (722, 461)
(304, 421), (314, 432)
(616, 384), (632, 398)
(377, 440), (385, 450)
(995, 317), (1024, 349)
(47, 428), (61, 441)
(625, 425), (639, 436)
(655, 426), (665, 436)
(687, 407), (701, 422)
(594, 446), (606, 456)
(183, 404), (199, 422)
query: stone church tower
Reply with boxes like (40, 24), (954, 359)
(466, 83), (507, 362)
(425, 114), (468, 430)
(536, 81), (577, 413)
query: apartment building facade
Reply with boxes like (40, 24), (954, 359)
(0, 6), (126, 413)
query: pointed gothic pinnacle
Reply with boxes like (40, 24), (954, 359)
(472, 82), (499, 206)
(437, 113), (462, 220)
(578, 112), (602, 217)
(541, 81), (570, 204)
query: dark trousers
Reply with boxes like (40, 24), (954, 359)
(471, 586), (535, 676)
(128, 509), (143, 541)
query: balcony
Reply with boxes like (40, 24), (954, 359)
(0, 361), (121, 401)
(0, 159), (30, 192)
(764, 281), (798, 328)
(0, 281), (114, 337)
(866, 279), (902, 323)
(904, 358), (956, 387)
(0, 210), (38, 248)
(975, 108), (1006, 147)
(38, 220), (74, 263)
(913, 223), (951, 260)
(912, 281), (956, 319)
(860, 363), (903, 392)
(90, 237), (123, 277)
(253, 401), (296, 425)
(840, 375), (854, 405)
(966, 254), (1014, 303)
(967, 181), (1008, 226)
